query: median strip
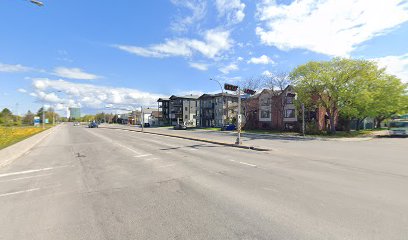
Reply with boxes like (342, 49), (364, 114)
(98, 126), (271, 151)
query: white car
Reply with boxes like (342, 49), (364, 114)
(388, 120), (408, 136)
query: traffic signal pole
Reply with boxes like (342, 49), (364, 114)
(235, 87), (242, 145)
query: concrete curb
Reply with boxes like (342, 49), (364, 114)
(191, 129), (375, 142)
(0, 126), (58, 168)
(99, 126), (271, 151)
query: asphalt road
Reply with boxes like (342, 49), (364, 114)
(0, 124), (407, 240)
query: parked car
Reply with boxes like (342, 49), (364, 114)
(73, 122), (80, 126)
(88, 122), (98, 128)
(388, 120), (408, 136)
(221, 124), (236, 131)
(174, 124), (187, 130)
(143, 123), (150, 128)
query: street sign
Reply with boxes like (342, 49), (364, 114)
(243, 89), (256, 95)
(45, 119), (49, 124)
(224, 83), (238, 91)
(34, 116), (40, 126)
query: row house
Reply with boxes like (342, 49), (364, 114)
(199, 93), (239, 127)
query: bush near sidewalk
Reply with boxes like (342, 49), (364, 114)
(0, 125), (50, 150)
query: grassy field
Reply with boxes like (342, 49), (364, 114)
(0, 125), (50, 150)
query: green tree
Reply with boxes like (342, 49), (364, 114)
(290, 58), (378, 134)
(370, 74), (407, 128)
(23, 110), (35, 125)
(0, 108), (13, 125)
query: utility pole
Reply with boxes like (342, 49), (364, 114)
(302, 103), (305, 136)
(42, 104), (45, 129)
(210, 78), (225, 127)
(141, 106), (144, 132)
(235, 87), (242, 145)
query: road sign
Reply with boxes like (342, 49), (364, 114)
(45, 119), (49, 124)
(34, 116), (40, 126)
(224, 83), (238, 91)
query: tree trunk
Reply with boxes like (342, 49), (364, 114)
(376, 117), (384, 129)
(326, 110), (336, 134)
(344, 118), (351, 132)
(329, 115), (336, 134)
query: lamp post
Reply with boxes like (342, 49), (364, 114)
(210, 78), (225, 127)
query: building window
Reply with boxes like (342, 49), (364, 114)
(260, 110), (270, 118)
(286, 97), (294, 104)
(185, 107), (188, 111)
(285, 109), (295, 118)
(185, 115), (188, 119)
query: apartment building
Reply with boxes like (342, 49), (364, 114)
(157, 98), (170, 126)
(198, 93), (238, 127)
(158, 95), (199, 127)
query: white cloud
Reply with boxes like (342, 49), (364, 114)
(0, 63), (32, 73)
(247, 55), (274, 64)
(237, 57), (244, 61)
(170, 0), (207, 33)
(262, 70), (272, 76)
(373, 53), (408, 83)
(256, 0), (408, 56)
(115, 29), (232, 59)
(31, 78), (164, 109)
(215, 0), (246, 24)
(219, 63), (238, 74)
(53, 67), (100, 80)
(17, 88), (27, 93)
(189, 62), (209, 71)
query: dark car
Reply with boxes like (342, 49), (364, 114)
(174, 124), (187, 130)
(143, 123), (150, 128)
(88, 122), (98, 128)
(221, 124), (236, 131)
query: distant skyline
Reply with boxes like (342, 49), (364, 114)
(1, 0), (408, 116)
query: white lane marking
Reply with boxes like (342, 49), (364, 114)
(0, 173), (53, 183)
(87, 128), (142, 154)
(157, 164), (176, 168)
(239, 161), (257, 167)
(0, 165), (70, 178)
(228, 159), (256, 167)
(134, 154), (152, 158)
(145, 158), (159, 161)
(188, 148), (198, 151)
(0, 188), (41, 198)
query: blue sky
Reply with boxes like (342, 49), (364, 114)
(1, 0), (408, 116)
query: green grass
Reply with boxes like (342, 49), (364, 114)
(0, 125), (52, 150)
(241, 129), (299, 135)
(305, 129), (387, 138)
(198, 127), (221, 131)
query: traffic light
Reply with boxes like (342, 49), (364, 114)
(243, 89), (256, 95)
(224, 83), (238, 91)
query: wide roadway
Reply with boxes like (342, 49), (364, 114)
(0, 124), (407, 240)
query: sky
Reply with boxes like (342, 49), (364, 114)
(1, 0), (408, 116)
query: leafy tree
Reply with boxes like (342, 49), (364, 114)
(290, 58), (378, 134)
(23, 110), (35, 125)
(370, 74), (407, 128)
(0, 108), (13, 125)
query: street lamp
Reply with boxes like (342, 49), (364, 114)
(210, 78), (226, 127)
